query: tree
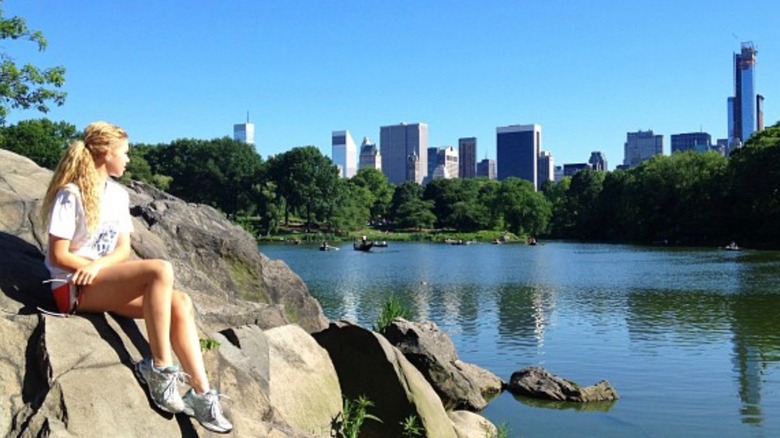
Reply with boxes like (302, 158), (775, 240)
(727, 122), (780, 246)
(329, 179), (372, 232)
(351, 168), (393, 222)
(0, 118), (76, 168)
(267, 146), (340, 232)
(497, 177), (551, 236)
(388, 181), (435, 230)
(0, 3), (66, 124)
(145, 137), (264, 216)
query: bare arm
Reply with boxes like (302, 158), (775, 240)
(48, 232), (132, 286)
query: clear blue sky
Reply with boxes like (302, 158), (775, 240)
(5, 0), (779, 169)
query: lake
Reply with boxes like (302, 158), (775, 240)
(260, 241), (780, 437)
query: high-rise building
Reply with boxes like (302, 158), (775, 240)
(671, 132), (712, 154)
(427, 146), (459, 181)
(332, 130), (357, 178)
(358, 137), (381, 171)
(380, 123), (429, 184)
(233, 120), (255, 146)
(458, 137), (477, 179)
(623, 130), (663, 168)
(564, 163), (591, 177)
(588, 151), (608, 171)
(477, 158), (497, 180)
(497, 124), (541, 189)
(537, 151), (554, 190)
(728, 42), (762, 151)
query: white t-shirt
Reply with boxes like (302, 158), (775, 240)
(44, 180), (134, 282)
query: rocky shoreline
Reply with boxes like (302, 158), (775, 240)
(1, 149), (616, 437)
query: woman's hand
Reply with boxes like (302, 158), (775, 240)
(71, 259), (106, 286)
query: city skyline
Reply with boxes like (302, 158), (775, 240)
(4, 1), (778, 169)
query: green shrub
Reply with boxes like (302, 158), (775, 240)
(374, 296), (413, 333)
(338, 395), (381, 438)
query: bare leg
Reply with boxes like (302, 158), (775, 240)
(170, 291), (210, 393)
(77, 259), (174, 367)
(77, 259), (211, 392)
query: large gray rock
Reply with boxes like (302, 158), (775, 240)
(0, 148), (328, 334)
(382, 318), (504, 411)
(0, 150), (330, 437)
(266, 324), (342, 436)
(508, 366), (619, 403)
(314, 321), (458, 438)
(448, 410), (498, 438)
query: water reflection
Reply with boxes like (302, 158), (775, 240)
(260, 242), (780, 437)
(511, 393), (617, 412)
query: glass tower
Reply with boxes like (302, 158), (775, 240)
(496, 124), (541, 189)
(728, 42), (759, 150)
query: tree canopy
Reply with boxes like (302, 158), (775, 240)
(0, 2), (66, 124)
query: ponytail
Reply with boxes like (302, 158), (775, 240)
(40, 121), (128, 233)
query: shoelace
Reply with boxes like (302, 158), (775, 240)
(206, 392), (231, 420)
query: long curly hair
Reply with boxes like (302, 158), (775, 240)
(41, 121), (129, 232)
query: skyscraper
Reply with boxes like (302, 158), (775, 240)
(477, 158), (497, 180)
(233, 120), (255, 146)
(332, 130), (357, 178)
(537, 151), (554, 190)
(380, 123), (429, 184)
(671, 132), (712, 154)
(496, 124), (541, 188)
(588, 151), (608, 171)
(358, 137), (381, 171)
(623, 130), (663, 168)
(427, 146), (458, 180)
(458, 137), (477, 179)
(728, 42), (762, 151)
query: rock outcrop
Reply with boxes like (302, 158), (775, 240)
(382, 318), (504, 411)
(507, 366), (619, 403)
(0, 150), (329, 436)
(1, 150), (501, 437)
(313, 321), (463, 438)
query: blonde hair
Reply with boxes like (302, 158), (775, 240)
(41, 121), (129, 232)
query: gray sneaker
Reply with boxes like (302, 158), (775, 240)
(134, 357), (186, 414)
(182, 388), (233, 433)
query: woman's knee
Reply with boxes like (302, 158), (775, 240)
(172, 291), (194, 319)
(145, 259), (174, 285)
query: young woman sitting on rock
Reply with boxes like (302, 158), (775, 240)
(40, 121), (232, 434)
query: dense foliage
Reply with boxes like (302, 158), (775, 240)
(0, 1), (66, 124)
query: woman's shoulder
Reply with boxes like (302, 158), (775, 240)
(60, 183), (81, 197)
(106, 179), (131, 199)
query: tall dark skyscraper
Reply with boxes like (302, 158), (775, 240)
(496, 124), (541, 188)
(458, 137), (477, 179)
(728, 42), (762, 150)
(379, 123), (428, 184)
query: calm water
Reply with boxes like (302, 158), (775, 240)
(260, 241), (780, 438)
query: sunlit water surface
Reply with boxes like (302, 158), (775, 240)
(260, 241), (780, 437)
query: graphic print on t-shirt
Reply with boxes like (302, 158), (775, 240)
(85, 222), (119, 257)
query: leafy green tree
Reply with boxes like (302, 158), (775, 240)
(0, 118), (76, 168)
(351, 168), (393, 221)
(497, 177), (551, 236)
(0, 3), (66, 124)
(267, 146), (340, 231)
(622, 151), (728, 244)
(727, 122), (780, 246)
(145, 137), (263, 216)
(543, 176), (572, 237)
(329, 179), (372, 232)
(388, 181), (435, 230)
(566, 169), (606, 239)
(423, 178), (492, 232)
